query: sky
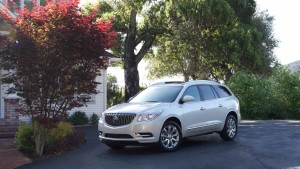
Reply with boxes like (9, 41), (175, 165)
(256, 0), (300, 65)
(107, 0), (300, 86)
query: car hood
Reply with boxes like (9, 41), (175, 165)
(105, 103), (169, 114)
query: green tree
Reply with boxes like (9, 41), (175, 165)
(147, 0), (278, 82)
(87, 0), (167, 101)
(107, 74), (124, 107)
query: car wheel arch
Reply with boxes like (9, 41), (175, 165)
(164, 117), (182, 129)
(228, 111), (238, 121)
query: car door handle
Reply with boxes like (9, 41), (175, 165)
(200, 107), (205, 111)
(219, 104), (223, 107)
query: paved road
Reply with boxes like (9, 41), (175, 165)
(18, 121), (300, 169)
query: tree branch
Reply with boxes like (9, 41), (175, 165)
(134, 32), (147, 46)
(136, 35), (156, 64)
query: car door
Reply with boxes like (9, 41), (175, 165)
(197, 85), (222, 132)
(180, 86), (208, 136)
(211, 85), (235, 130)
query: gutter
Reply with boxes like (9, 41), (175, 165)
(0, 1), (17, 19)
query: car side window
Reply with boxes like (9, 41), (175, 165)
(198, 85), (216, 101)
(213, 85), (232, 98)
(182, 86), (201, 102)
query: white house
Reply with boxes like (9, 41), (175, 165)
(0, 0), (122, 122)
(0, 61), (121, 122)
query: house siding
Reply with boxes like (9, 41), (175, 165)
(70, 69), (107, 117)
(0, 70), (9, 119)
(0, 69), (107, 120)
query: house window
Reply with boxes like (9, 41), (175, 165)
(77, 93), (96, 104)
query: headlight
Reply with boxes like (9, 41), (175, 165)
(137, 109), (163, 122)
(99, 112), (104, 123)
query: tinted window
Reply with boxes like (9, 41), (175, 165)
(182, 86), (201, 101)
(213, 85), (232, 98)
(130, 86), (183, 103)
(198, 85), (215, 101)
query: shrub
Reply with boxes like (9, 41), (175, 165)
(44, 122), (86, 155)
(227, 68), (300, 120)
(15, 122), (86, 156)
(90, 113), (99, 125)
(44, 129), (86, 155)
(271, 68), (300, 119)
(15, 124), (35, 156)
(47, 122), (73, 144)
(68, 111), (89, 125)
(227, 72), (277, 119)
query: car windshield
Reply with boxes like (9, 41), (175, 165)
(129, 86), (183, 103)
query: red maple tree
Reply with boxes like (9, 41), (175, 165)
(0, 0), (116, 156)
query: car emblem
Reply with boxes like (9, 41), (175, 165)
(113, 114), (119, 121)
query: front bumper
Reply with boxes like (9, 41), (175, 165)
(98, 117), (163, 144)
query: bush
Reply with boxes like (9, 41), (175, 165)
(44, 121), (86, 155)
(68, 111), (89, 125)
(15, 124), (35, 156)
(227, 72), (277, 119)
(47, 122), (73, 144)
(15, 122), (86, 156)
(90, 113), (99, 125)
(227, 68), (300, 120)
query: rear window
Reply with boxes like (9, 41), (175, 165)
(198, 85), (216, 101)
(213, 85), (232, 98)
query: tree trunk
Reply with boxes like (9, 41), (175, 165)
(124, 10), (140, 102)
(34, 124), (48, 157)
(124, 56), (140, 101)
(183, 73), (189, 82)
(123, 9), (159, 101)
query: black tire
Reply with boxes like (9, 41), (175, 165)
(220, 114), (238, 141)
(105, 143), (126, 150)
(159, 121), (182, 152)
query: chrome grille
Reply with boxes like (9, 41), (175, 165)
(105, 113), (136, 126)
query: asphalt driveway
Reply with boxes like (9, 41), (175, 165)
(18, 121), (300, 169)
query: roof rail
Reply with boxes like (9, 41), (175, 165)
(151, 81), (184, 86)
(187, 80), (219, 84)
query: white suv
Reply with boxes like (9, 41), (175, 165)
(98, 80), (240, 151)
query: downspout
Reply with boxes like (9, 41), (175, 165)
(0, 69), (2, 118)
(103, 69), (107, 111)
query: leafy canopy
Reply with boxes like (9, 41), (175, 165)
(147, 0), (278, 81)
(0, 0), (116, 156)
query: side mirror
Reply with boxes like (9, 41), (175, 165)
(179, 95), (195, 104)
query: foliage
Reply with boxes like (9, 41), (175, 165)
(147, 0), (278, 82)
(227, 67), (300, 120)
(87, 0), (167, 101)
(0, 0), (116, 156)
(46, 122), (73, 144)
(271, 68), (300, 119)
(68, 111), (89, 125)
(107, 74), (124, 107)
(227, 72), (277, 119)
(90, 113), (99, 125)
(16, 122), (85, 156)
(0, 34), (9, 50)
(44, 129), (86, 155)
(15, 124), (35, 156)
